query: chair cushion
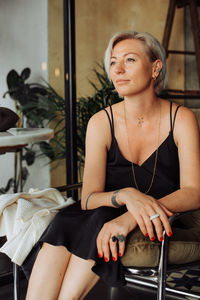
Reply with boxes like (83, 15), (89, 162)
(121, 226), (200, 267)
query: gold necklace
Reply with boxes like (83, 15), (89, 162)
(124, 101), (161, 194)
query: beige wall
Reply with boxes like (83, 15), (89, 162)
(48, 0), (185, 187)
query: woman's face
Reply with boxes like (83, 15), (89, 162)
(109, 38), (156, 98)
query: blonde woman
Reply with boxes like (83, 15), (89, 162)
(26, 31), (200, 300)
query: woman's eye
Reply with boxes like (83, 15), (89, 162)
(110, 61), (116, 66)
(126, 57), (135, 63)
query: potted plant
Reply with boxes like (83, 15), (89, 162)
(1, 64), (121, 193)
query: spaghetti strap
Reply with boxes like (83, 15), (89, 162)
(170, 101), (173, 131)
(170, 102), (181, 131)
(172, 105), (181, 131)
(103, 106), (114, 137)
(109, 105), (115, 134)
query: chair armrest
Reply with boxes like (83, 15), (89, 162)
(55, 183), (82, 192)
(168, 208), (200, 226)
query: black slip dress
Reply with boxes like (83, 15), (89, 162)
(27, 102), (181, 287)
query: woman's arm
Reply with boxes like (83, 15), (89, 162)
(80, 110), (117, 210)
(158, 106), (200, 212)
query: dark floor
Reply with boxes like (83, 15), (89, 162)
(0, 276), (158, 300)
(0, 249), (199, 300)
(0, 247), (157, 300)
(1, 270), (188, 300)
(1, 272), (199, 300)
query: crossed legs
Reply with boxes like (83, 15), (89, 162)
(25, 243), (99, 300)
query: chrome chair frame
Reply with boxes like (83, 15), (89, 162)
(119, 210), (200, 300)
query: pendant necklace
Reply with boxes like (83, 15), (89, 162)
(124, 101), (161, 194)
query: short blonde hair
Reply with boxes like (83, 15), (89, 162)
(104, 31), (167, 95)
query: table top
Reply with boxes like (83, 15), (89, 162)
(0, 128), (54, 147)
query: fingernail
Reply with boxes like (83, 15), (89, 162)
(145, 233), (149, 237)
(159, 237), (163, 242)
(151, 237), (155, 241)
(112, 257), (116, 261)
(98, 253), (102, 258)
(118, 252), (122, 257)
(168, 232), (172, 237)
(104, 257), (108, 262)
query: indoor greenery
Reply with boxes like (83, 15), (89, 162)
(0, 64), (121, 193)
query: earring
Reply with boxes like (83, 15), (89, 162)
(152, 76), (157, 81)
(158, 68), (162, 73)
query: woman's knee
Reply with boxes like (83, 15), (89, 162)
(42, 242), (69, 255)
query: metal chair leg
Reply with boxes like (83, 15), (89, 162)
(13, 263), (20, 300)
(157, 231), (169, 300)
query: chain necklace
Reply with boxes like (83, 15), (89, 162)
(124, 101), (161, 194)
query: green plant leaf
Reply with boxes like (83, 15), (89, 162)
(21, 68), (31, 80)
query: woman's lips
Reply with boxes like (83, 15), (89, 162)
(115, 79), (130, 84)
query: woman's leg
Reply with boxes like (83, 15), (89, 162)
(26, 243), (71, 300)
(58, 254), (99, 300)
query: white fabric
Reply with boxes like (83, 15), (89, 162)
(0, 188), (75, 265)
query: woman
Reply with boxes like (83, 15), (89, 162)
(26, 31), (200, 300)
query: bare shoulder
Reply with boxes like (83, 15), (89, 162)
(174, 104), (199, 129)
(87, 102), (123, 132)
(87, 108), (110, 133)
(86, 107), (112, 148)
(173, 104), (200, 145)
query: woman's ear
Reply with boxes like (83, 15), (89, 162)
(152, 60), (163, 80)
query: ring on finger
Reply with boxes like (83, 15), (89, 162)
(111, 235), (118, 242)
(117, 234), (125, 242)
(150, 213), (160, 221)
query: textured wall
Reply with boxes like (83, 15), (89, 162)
(49, 0), (185, 187)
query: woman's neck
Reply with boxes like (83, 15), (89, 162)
(123, 93), (160, 121)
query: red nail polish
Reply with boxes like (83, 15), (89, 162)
(112, 257), (116, 261)
(145, 233), (149, 237)
(159, 237), (163, 242)
(105, 257), (108, 262)
(118, 252), (122, 257)
(98, 253), (102, 258)
(151, 237), (155, 241)
(168, 232), (172, 237)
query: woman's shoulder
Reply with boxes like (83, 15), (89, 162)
(88, 102), (123, 125)
(167, 101), (200, 142)
(172, 103), (198, 127)
(160, 99), (198, 123)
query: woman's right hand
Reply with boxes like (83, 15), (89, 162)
(96, 211), (137, 262)
(118, 187), (173, 241)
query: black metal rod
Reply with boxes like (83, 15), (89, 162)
(63, 0), (78, 199)
(161, 94), (200, 99)
(167, 50), (196, 55)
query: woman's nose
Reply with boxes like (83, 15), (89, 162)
(115, 62), (125, 74)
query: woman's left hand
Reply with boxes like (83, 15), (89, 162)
(96, 212), (137, 262)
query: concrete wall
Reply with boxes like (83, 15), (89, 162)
(0, 0), (50, 191)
